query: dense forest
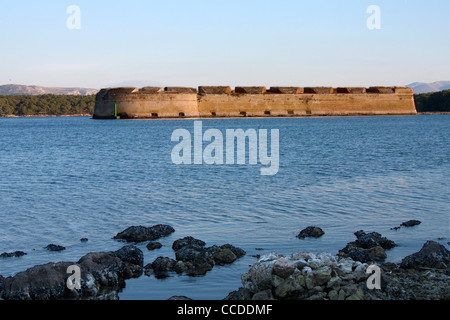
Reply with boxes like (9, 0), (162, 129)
(0, 90), (449, 116)
(0, 94), (96, 116)
(414, 89), (450, 113)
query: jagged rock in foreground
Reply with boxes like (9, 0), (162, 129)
(0, 245), (143, 300)
(225, 242), (450, 301)
(400, 241), (450, 270)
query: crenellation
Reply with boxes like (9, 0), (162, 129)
(304, 87), (334, 94)
(367, 87), (395, 94)
(234, 87), (267, 94)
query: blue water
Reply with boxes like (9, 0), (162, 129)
(0, 115), (449, 300)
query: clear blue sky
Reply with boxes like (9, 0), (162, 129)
(0, 0), (449, 89)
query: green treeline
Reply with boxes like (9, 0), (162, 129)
(414, 90), (450, 113)
(0, 94), (96, 116)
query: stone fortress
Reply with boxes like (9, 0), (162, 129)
(93, 86), (417, 119)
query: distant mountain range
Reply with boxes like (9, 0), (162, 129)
(0, 84), (99, 96)
(407, 81), (450, 94)
(1, 82), (449, 96)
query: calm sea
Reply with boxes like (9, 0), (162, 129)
(0, 115), (449, 300)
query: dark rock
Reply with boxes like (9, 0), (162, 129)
(80, 238), (89, 243)
(168, 296), (193, 300)
(175, 245), (214, 276)
(366, 246), (387, 262)
(172, 237), (206, 251)
(354, 231), (396, 250)
(113, 225), (175, 243)
(150, 257), (177, 275)
(207, 244), (246, 266)
(207, 245), (237, 265)
(346, 248), (373, 263)
(146, 242), (162, 251)
(0, 245), (144, 300)
(220, 244), (246, 258)
(339, 230), (395, 263)
(112, 245), (144, 278)
(44, 244), (66, 252)
(0, 261), (75, 300)
(400, 241), (450, 270)
(224, 287), (253, 300)
(1, 251), (27, 258)
(297, 227), (325, 239)
(401, 220), (422, 228)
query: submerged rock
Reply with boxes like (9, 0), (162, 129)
(146, 257), (177, 278)
(392, 220), (422, 230)
(113, 225), (175, 243)
(44, 244), (66, 252)
(208, 244), (246, 266)
(297, 227), (325, 239)
(146, 242), (162, 251)
(172, 237), (206, 251)
(1, 251), (27, 258)
(0, 245), (144, 300)
(168, 296), (193, 300)
(401, 220), (422, 228)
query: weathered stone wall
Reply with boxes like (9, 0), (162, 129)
(93, 86), (417, 119)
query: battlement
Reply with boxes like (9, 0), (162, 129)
(93, 85), (416, 119)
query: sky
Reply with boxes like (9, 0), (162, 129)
(0, 0), (449, 89)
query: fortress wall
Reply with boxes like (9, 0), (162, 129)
(197, 92), (416, 117)
(93, 86), (417, 119)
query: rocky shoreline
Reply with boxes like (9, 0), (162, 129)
(226, 240), (449, 301)
(0, 225), (247, 300)
(1, 223), (449, 300)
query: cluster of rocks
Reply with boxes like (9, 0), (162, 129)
(0, 245), (144, 300)
(0, 224), (246, 300)
(145, 236), (246, 277)
(226, 241), (450, 300)
(338, 230), (396, 263)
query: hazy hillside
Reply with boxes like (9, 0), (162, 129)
(0, 84), (98, 96)
(407, 81), (450, 94)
